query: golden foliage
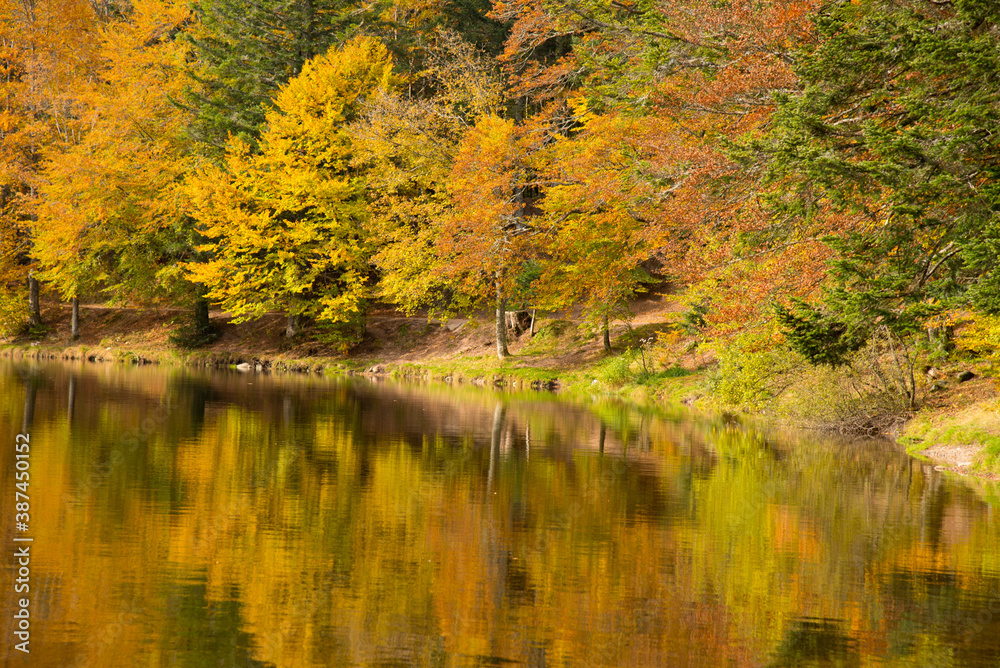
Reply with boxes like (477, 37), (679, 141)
(184, 37), (395, 328)
(30, 0), (193, 301)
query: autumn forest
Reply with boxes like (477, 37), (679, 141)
(1, 0), (999, 399)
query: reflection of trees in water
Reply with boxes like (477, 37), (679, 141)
(67, 373), (76, 422)
(21, 371), (38, 433)
(7, 361), (1000, 666)
(768, 618), (860, 668)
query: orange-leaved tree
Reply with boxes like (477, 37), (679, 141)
(0, 0), (101, 331)
(184, 36), (395, 343)
(31, 0), (195, 339)
(442, 113), (535, 359)
(493, 0), (827, 339)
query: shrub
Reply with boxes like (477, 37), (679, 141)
(957, 313), (1000, 374)
(709, 326), (918, 434)
(596, 350), (639, 388)
(709, 331), (800, 409)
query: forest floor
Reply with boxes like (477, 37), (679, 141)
(3, 293), (998, 477)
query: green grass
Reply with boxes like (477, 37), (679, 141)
(899, 401), (1000, 470)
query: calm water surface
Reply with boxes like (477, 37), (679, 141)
(1, 360), (999, 667)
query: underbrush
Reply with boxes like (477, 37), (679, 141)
(0, 288), (29, 338)
(519, 318), (579, 356)
(698, 329), (922, 435)
(592, 348), (691, 390)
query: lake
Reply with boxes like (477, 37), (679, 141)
(1, 359), (999, 666)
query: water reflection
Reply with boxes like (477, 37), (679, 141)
(0, 361), (998, 666)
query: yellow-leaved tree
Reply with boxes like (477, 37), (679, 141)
(352, 31), (505, 316)
(0, 0), (100, 332)
(533, 108), (664, 351)
(184, 36), (395, 342)
(31, 0), (194, 339)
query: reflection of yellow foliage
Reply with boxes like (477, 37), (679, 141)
(16, 365), (1000, 667)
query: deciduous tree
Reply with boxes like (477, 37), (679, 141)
(185, 36), (394, 342)
(442, 113), (533, 358)
(31, 0), (195, 314)
(0, 0), (102, 329)
(533, 109), (656, 349)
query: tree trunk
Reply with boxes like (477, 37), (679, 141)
(27, 273), (41, 328)
(194, 297), (210, 335)
(488, 402), (506, 494)
(71, 296), (80, 340)
(529, 309), (536, 337)
(495, 275), (509, 359)
(285, 313), (299, 339)
(602, 314), (611, 352)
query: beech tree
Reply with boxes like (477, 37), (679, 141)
(32, 0), (195, 315)
(533, 109), (658, 349)
(185, 36), (394, 342)
(0, 0), (102, 330)
(493, 0), (826, 336)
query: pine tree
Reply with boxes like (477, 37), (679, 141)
(754, 0), (1000, 341)
(183, 0), (368, 152)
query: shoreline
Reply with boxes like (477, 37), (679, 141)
(4, 301), (998, 478)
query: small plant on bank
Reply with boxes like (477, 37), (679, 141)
(594, 331), (680, 389)
(169, 319), (219, 348)
(596, 350), (638, 387)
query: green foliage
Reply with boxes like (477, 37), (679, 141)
(774, 299), (865, 367)
(183, 0), (366, 152)
(594, 344), (686, 390)
(707, 326), (921, 432)
(710, 332), (800, 410)
(596, 350), (639, 388)
(751, 0), (1000, 339)
(314, 312), (367, 353)
(679, 302), (708, 335)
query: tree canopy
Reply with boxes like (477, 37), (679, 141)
(4, 0), (1000, 378)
